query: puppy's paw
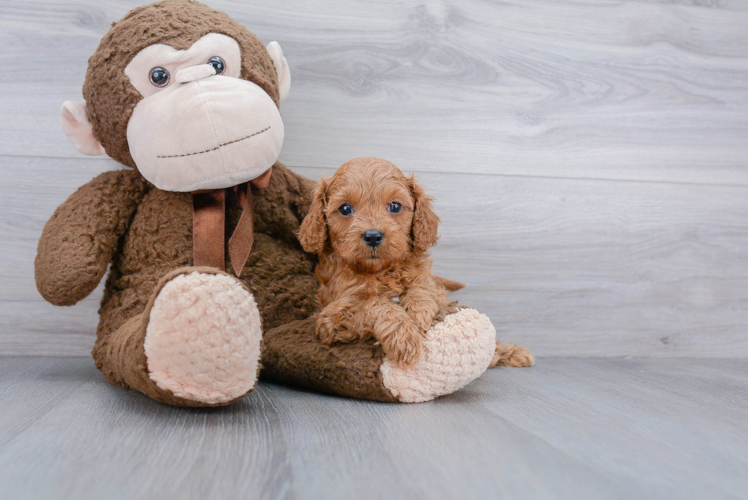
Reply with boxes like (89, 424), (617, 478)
(316, 310), (357, 345)
(381, 320), (423, 367)
(403, 300), (439, 333)
(315, 310), (339, 344)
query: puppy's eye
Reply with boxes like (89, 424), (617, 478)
(388, 202), (402, 214)
(207, 56), (225, 75)
(338, 203), (353, 217)
(149, 67), (170, 87)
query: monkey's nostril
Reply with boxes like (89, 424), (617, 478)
(363, 230), (384, 248)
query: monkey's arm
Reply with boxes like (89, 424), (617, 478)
(35, 169), (150, 306)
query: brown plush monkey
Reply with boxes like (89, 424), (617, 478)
(36, 0), (531, 407)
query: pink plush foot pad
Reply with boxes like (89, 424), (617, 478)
(144, 271), (262, 404)
(380, 308), (496, 403)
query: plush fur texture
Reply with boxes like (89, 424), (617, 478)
(144, 271), (262, 404)
(83, 0), (280, 169)
(299, 157), (452, 366)
(37, 159), (321, 406)
(380, 307), (497, 403)
(261, 302), (506, 403)
(91, 266), (262, 407)
(261, 316), (398, 402)
(35, 169), (149, 306)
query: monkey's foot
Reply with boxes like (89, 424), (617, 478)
(143, 270), (261, 405)
(379, 308), (496, 403)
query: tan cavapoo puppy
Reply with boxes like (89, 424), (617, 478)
(299, 157), (532, 368)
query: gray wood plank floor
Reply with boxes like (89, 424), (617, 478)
(2, 0), (748, 357)
(1, 356), (746, 500)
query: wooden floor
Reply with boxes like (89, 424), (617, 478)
(1, 356), (746, 500)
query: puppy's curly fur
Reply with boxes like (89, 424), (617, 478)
(300, 157), (536, 368)
(299, 157), (459, 366)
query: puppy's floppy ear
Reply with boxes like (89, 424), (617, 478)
(299, 178), (328, 254)
(408, 174), (440, 254)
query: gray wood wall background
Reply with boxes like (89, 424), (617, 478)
(1, 0), (747, 358)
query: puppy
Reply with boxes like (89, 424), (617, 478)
(298, 157), (457, 366)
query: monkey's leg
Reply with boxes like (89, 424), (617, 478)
(93, 267), (262, 407)
(261, 305), (501, 403)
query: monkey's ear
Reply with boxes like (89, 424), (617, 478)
(61, 101), (106, 156)
(298, 179), (328, 254)
(266, 41), (291, 102)
(409, 175), (440, 255)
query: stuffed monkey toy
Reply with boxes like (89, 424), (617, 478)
(36, 0), (532, 407)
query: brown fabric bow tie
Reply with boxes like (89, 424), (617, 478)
(192, 168), (273, 275)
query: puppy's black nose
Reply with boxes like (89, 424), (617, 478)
(363, 229), (384, 248)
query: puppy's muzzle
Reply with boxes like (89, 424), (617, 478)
(363, 229), (384, 248)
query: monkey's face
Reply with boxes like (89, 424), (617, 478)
(60, 1), (292, 193)
(123, 33), (284, 192)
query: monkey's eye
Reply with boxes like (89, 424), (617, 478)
(388, 202), (402, 214)
(149, 67), (170, 87)
(338, 203), (353, 217)
(207, 56), (225, 75)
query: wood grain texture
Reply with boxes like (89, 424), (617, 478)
(1, 0), (748, 183)
(1, 0), (747, 356)
(3, 158), (747, 357)
(294, 168), (748, 359)
(1, 356), (746, 499)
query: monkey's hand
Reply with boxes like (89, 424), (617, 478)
(35, 169), (149, 306)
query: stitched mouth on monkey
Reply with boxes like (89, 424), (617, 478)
(155, 125), (273, 160)
(124, 33), (285, 193)
(127, 76), (284, 192)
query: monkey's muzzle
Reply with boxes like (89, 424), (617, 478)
(127, 74), (284, 192)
